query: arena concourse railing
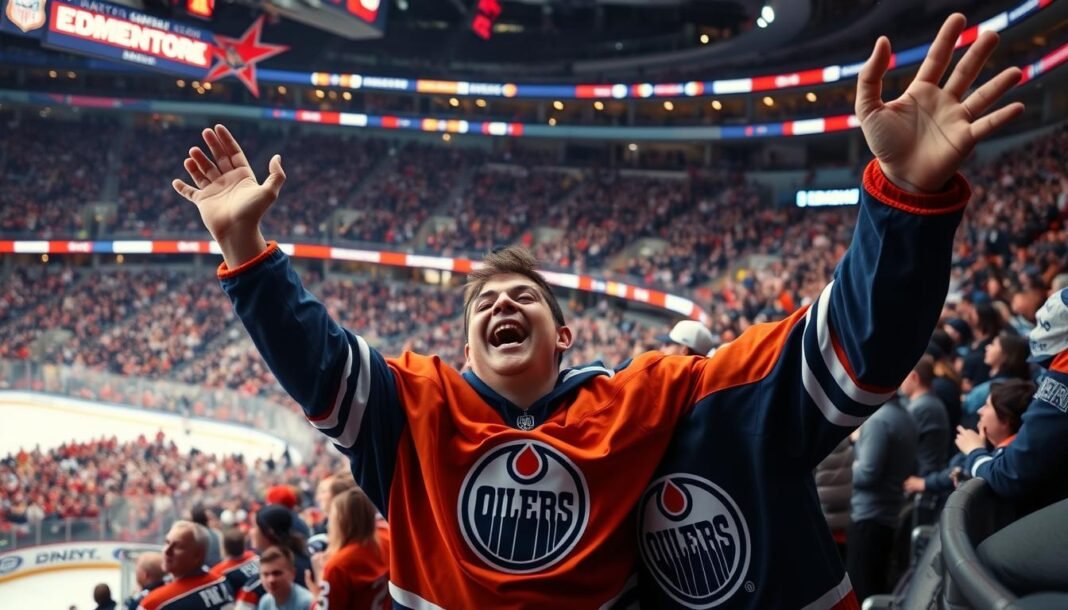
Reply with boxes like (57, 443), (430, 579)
(0, 359), (317, 459)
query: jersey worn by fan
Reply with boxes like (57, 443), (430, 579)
(211, 551), (260, 600)
(220, 160), (969, 609)
(318, 522), (391, 610)
(637, 162), (969, 610)
(137, 571), (234, 610)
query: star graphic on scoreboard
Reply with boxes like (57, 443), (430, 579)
(204, 16), (288, 97)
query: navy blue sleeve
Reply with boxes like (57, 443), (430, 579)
(924, 452), (965, 494)
(219, 245), (406, 514)
(967, 362), (1068, 500)
(792, 161), (967, 464)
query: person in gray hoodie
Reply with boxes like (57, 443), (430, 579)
(847, 395), (918, 604)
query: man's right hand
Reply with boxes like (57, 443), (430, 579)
(172, 124), (286, 268)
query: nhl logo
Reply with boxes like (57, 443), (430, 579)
(516, 414), (535, 430)
(458, 440), (589, 573)
(638, 474), (751, 608)
(4, 0), (45, 33)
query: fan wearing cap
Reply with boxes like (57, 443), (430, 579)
(657, 320), (716, 357)
(955, 288), (1068, 513)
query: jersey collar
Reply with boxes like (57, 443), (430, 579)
(462, 362), (613, 431)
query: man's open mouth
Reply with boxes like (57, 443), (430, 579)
(489, 321), (528, 347)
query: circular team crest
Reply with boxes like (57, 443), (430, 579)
(459, 440), (589, 573)
(638, 474), (751, 608)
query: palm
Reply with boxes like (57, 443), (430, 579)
(172, 125), (285, 242)
(855, 14), (1023, 193)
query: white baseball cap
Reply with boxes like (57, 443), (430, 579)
(658, 320), (716, 356)
(1029, 288), (1068, 368)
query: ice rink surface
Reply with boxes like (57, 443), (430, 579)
(0, 391), (296, 462)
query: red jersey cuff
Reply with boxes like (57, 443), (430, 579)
(217, 241), (279, 280)
(862, 160), (971, 215)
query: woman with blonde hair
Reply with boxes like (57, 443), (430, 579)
(308, 487), (390, 610)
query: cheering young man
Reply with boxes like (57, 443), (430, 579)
(172, 14), (1022, 609)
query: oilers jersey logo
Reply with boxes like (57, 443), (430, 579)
(459, 440), (589, 573)
(638, 474), (751, 608)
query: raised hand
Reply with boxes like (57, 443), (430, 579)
(172, 124), (285, 267)
(856, 14), (1024, 193)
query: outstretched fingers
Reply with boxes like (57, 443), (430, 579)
(172, 178), (199, 203)
(215, 125), (251, 165)
(855, 35), (891, 120)
(189, 146), (220, 181)
(183, 158), (209, 188)
(262, 154), (287, 199)
(202, 128), (234, 174)
(970, 101), (1024, 142)
(944, 30), (999, 99)
(914, 14), (967, 85)
(963, 67), (1022, 119)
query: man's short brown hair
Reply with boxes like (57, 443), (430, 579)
(259, 545), (294, 568)
(912, 355), (936, 387)
(463, 247), (566, 340)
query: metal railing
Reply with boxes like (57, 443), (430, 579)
(0, 359), (316, 459)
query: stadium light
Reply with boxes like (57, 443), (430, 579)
(700, 34), (709, 44)
(756, 17), (767, 28)
(663, 101), (674, 111)
(806, 92), (817, 102)
(343, 91), (352, 100)
(449, 97), (460, 107)
(763, 96), (774, 106)
(277, 85), (287, 94)
(594, 101), (605, 111)
(548, 117), (557, 126)
(761, 6), (775, 23)
(711, 100), (722, 110)
(627, 143), (638, 152)
(177, 80), (186, 88)
(553, 100), (565, 110)
(476, 99), (487, 107)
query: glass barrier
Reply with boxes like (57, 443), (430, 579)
(0, 359), (316, 460)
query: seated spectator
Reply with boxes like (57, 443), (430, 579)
(93, 583), (117, 610)
(138, 521), (234, 610)
(125, 552), (165, 610)
(257, 546), (313, 610)
(955, 289), (1068, 514)
(904, 379), (1033, 497)
(307, 487), (389, 610)
(961, 331), (1032, 428)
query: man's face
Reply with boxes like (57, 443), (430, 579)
(162, 525), (201, 578)
(465, 273), (571, 380)
(260, 558), (294, 598)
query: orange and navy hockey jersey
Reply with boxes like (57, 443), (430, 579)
(636, 161), (970, 609)
(220, 160), (968, 609)
(210, 551), (259, 600)
(317, 522), (391, 610)
(137, 570), (234, 610)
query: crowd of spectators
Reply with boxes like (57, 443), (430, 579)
(0, 113), (112, 237)
(0, 432), (345, 542)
